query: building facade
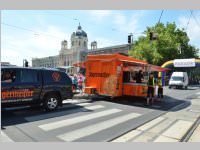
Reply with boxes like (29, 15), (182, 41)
(32, 24), (130, 73)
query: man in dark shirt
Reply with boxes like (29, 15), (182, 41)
(136, 70), (144, 83)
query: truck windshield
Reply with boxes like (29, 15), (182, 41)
(171, 76), (183, 81)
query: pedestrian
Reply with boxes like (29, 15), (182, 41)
(146, 73), (155, 105)
(73, 74), (78, 91)
(78, 76), (83, 95)
(136, 70), (144, 83)
(157, 76), (163, 100)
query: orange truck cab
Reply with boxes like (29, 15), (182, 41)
(77, 53), (167, 99)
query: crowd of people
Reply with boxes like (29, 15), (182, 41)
(69, 73), (85, 95)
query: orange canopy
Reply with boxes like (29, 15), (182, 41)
(73, 61), (86, 68)
(150, 64), (169, 72)
(73, 53), (168, 72)
(86, 53), (148, 65)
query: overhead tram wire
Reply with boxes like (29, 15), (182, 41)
(185, 10), (193, 31)
(158, 10), (164, 24)
(1, 22), (63, 40)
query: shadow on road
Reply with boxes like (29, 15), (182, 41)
(92, 95), (191, 112)
(1, 102), (95, 127)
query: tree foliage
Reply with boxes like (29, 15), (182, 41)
(129, 22), (199, 66)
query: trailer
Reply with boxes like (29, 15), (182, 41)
(75, 53), (168, 100)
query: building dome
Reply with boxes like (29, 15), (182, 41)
(72, 23), (87, 38)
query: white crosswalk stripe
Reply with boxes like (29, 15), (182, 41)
(57, 112), (141, 141)
(39, 108), (122, 131)
(25, 104), (104, 122)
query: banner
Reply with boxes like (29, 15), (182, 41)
(173, 59), (195, 67)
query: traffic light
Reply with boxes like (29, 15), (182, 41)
(25, 60), (28, 67)
(150, 32), (153, 41)
(150, 32), (157, 41)
(128, 35), (132, 44)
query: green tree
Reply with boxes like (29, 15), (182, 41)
(129, 22), (199, 66)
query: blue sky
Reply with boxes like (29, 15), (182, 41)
(1, 10), (200, 66)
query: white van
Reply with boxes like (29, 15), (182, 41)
(169, 72), (189, 89)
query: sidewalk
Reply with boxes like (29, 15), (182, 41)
(0, 131), (13, 142)
(112, 92), (200, 142)
(188, 124), (200, 142)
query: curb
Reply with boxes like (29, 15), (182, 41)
(73, 94), (90, 99)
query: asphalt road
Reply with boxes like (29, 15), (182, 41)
(1, 86), (200, 142)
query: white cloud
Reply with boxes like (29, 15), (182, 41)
(89, 37), (120, 49)
(112, 11), (146, 36)
(1, 26), (70, 66)
(88, 10), (113, 22)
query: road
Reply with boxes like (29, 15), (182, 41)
(1, 86), (200, 142)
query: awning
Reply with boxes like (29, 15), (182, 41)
(73, 61), (86, 68)
(116, 53), (148, 65)
(150, 65), (169, 72)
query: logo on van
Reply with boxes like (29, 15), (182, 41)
(1, 89), (34, 100)
(52, 72), (61, 81)
(89, 72), (110, 78)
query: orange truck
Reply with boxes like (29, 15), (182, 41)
(75, 53), (167, 99)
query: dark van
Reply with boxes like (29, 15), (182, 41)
(1, 66), (73, 111)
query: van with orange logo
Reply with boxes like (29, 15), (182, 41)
(1, 66), (73, 111)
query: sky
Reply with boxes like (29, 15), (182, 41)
(1, 10), (200, 66)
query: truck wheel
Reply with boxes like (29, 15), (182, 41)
(44, 94), (60, 111)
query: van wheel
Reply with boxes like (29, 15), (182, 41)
(44, 94), (59, 111)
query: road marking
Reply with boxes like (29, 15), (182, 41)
(63, 101), (91, 106)
(137, 117), (165, 131)
(57, 112), (141, 141)
(161, 120), (193, 140)
(0, 131), (13, 142)
(39, 109), (122, 131)
(154, 135), (179, 142)
(112, 130), (142, 142)
(25, 105), (104, 122)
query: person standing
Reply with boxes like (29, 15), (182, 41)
(157, 76), (163, 100)
(146, 73), (155, 105)
(73, 74), (78, 91)
(136, 70), (144, 83)
(78, 76), (83, 95)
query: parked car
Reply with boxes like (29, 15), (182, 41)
(169, 72), (189, 89)
(1, 66), (73, 111)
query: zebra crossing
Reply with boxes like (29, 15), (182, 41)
(20, 101), (152, 142)
(3, 95), (189, 142)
